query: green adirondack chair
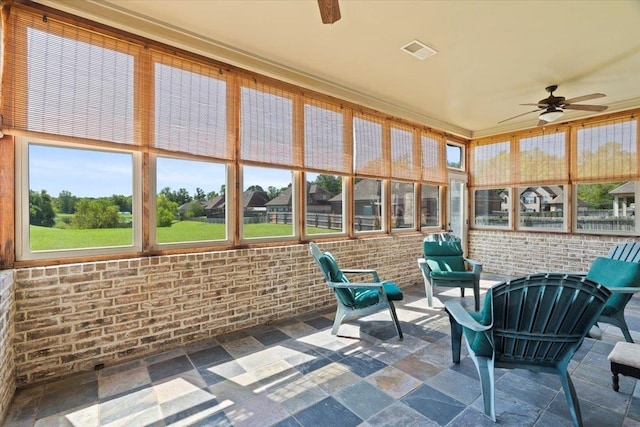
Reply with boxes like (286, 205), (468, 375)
(309, 242), (403, 339)
(445, 273), (612, 427)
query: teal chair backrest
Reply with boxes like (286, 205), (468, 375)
(319, 252), (356, 307)
(493, 275), (609, 361)
(465, 274), (611, 359)
(423, 241), (466, 273)
(586, 257), (640, 315)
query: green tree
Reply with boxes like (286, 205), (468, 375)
(268, 186), (281, 200)
(206, 190), (219, 199)
(156, 194), (178, 227)
(29, 190), (56, 227)
(315, 174), (342, 195)
(56, 190), (77, 214)
(110, 194), (132, 213)
(159, 187), (192, 205)
(73, 198), (120, 229)
(185, 201), (204, 219)
(194, 187), (206, 201)
(247, 185), (265, 192)
(219, 185), (226, 196)
(578, 182), (623, 209)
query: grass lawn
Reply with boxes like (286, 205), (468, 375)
(30, 221), (337, 250)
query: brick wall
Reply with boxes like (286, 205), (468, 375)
(12, 236), (424, 387)
(0, 270), (16, 425)
(8, 231), (633, 396)
(469, 230), (634, 276)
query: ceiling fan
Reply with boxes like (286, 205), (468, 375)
(499, 85), (608, 126)
(317, 0), (341, 24)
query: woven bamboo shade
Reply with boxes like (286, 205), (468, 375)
(239, 78), (296, 167)
(422, 133), (446, 184)
(353, 113), (387, 177)
(303, 98), (350, 174)
(390, 123), (419, 180)
(573, 117), (638, 182)
(153, 52), (231, 159)
(6, 9), (141, 144)
(516, 130), (567, 185)
(470, 139), (511, 186)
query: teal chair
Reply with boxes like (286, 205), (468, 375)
(587, 242), (640, 342)
(445, 273), (611, 427)
(309, 242), (403, 339)
(418, 236), (482, 311)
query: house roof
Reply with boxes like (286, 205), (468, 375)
(38, 0), (640, 139)
(610, 181), (636, 196)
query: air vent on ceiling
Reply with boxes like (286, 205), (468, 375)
(400, 39), (437, 60)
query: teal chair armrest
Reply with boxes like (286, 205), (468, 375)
(465, 258), (483, 275)
(444, 301), (492, 332)
(607, 287), (640, 293)
(329, 281), (384, 290)
(342, 268), (381, 282)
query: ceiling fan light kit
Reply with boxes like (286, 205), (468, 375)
(499, 84), (608, 126)
(539, 108), (564, 122)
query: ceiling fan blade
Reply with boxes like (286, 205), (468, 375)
(498, 109), (541, 124)
(563, 93), (606, 104)
(563, 104), (609, 112)
(537, 119), (547, 127)
(317, 0), (341, 24)
(520, 103), (547, 107)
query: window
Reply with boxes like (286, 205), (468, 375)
(576, 182), (637, 233)
(421, 184), (440, 228)
(391, 181), (415, 230)
(446, 142), (464, 170)
(154, 157), (228, 246)
(474, 188), (510, 228)
(305, 173), (345, 235)
(518, 185), (565, 230)
(241, 166), (294, 239)
(354, 178), (384, 232)
(17, 140), (140, 260)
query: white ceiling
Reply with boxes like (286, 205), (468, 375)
(36, 0), (640, 139)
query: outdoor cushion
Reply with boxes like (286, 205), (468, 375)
(430, 270), (475, 281)
(382, 281), (404, 301)
(352, 288), (381, 308)
(586, 257), (640, 315)
(425, 256), (466, 273)
(423, 241), (464, 257)
(319, 252), (355, 307)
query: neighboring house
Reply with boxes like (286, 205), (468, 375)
(203, 195), (225, 218)
(266, 183), (334, 214)
(330, 179), (381, 217)
(520, 185), (563, 212)
(242, 190), (270, 217)
(475, 189), (504, 215)
(609, 182), (636, 216)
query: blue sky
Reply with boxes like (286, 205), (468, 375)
(29, 144), (294, 199)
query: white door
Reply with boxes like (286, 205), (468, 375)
(448, 173), (468, 249)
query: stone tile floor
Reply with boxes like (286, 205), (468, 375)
(3, 274), (640, 426)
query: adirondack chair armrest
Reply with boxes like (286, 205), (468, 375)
(329, 281), (384, 290)
(607, 287), (640, 294)
(341, 268), (381, 282)
(464, 258), (483, 275)
(444, 301), (492, 332)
